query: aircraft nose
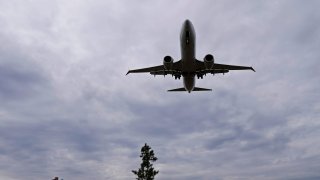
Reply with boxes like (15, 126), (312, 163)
(184, 19), (191, 27)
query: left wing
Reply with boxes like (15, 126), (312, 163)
(126, 60), (182, 75)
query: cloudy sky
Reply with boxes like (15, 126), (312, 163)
(0, 0), (320, 179)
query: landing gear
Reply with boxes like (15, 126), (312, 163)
(196, 73), (205, 79)
(174, 74), (181, 80)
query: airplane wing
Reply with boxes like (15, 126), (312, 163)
(214, 63), (255, 72)
(195, 60), (255, 75)
(126, 60), (182, 75)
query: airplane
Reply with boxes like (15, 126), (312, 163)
(126, 19), (255, 93)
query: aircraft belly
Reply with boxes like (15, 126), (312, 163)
(183, 75), (195, 92)
(182, 59), (195, 72)
(181, 46), (196, 72)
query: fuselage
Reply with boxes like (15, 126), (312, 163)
(180, 19), (197, 92)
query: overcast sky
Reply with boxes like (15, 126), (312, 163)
(0, 0), (320, 179)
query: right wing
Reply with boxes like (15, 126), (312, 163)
(126, 60), (182, 75)
(195, 60), (255, 75)
(214, 63), (255, 72)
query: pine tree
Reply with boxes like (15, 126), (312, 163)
(132, 143), (159, 180)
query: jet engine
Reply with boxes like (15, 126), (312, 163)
(204, 54), (214, 69)
(163, 56), (173, 70)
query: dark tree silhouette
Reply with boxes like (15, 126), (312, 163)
(132, 143), (159, 180)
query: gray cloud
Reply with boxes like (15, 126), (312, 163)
(0, 0), (320, 179)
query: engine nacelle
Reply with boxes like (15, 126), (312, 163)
(204, 54), (214, 69)
(163, 56), (174, 70)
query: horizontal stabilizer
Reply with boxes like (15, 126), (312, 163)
(193, 87), (212, 91)
(167, 87), (212, 92)
(167, 87), (186, 92)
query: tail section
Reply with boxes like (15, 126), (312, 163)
(167, 87), (212, 92)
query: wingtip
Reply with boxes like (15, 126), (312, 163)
(126, 71), (130, 75)
(251, 67), (256, 72)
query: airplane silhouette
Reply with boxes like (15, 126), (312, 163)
(127, 20), (255, 93)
